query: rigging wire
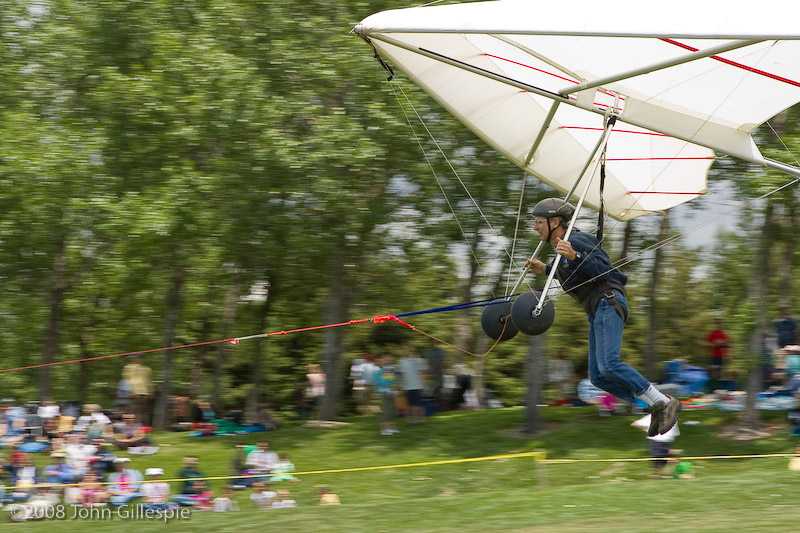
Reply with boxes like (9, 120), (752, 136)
(506, 171), (530, 295)
(392, 82), (517, 263)
(388, 81), (487, 286)
(390, 80), (537, 298)
(767, 121), (800, 167)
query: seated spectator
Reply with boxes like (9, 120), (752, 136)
(112, 413), (152, 450)
(170, 395), (192, 427)
(76, 404), (112, 429)
(317, 485), (341, 505)
(3, 399), (28, 424)
(173, 456), (206, 506)
(789, 392), (800, 436)
(196, 400), (216, 423)
(271, 489), (297, 508)
(42, 415), (61, 440)
(42, 452), (79, 485)
(64, 433), (98, 474)
(91, 440), (117, 475)
(140, 467), (174, 510)
(8, 452), (37, 502)
(8, 485), (62, 522)
(213, 485), (239, 512)
(107, 457), (143, 506)
(249, 480), (276, 509)
(185, 480), (214, 511)
(56, 414), (76, 434)
(75, 470), (109, 507)
(270, 453), (300, 482)
(37, 397), (60, 422)
(255, 402), (278, 430)
(0, 412), (26, 447)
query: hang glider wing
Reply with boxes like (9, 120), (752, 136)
(355, 0), (800, 220)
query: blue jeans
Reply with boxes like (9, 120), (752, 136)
(587, 290), (649, 402)
(110, 491), (141, 506)
(172, 494), (196, 506)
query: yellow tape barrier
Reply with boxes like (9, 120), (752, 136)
(2, 451), (795, 490)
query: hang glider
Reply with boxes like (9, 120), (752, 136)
(354, 0), (800, 221)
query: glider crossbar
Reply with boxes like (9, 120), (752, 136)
(559, 39), (762, 95)
(525, 101), (560, 165)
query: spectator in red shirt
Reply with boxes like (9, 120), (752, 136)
(705, 320), (730, 381)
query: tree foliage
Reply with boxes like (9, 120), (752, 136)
(0, 1), (798, 425)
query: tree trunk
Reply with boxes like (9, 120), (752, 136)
(191, 314), (213, 401)
(77, 297), (101, 405)
(618, 220), (635, 269)
(645, 212), (669, 381)
(320, 241), (352, 421)
(741, 202), (773, 429)
(454, 230), (481, 363)
(779, 196), (796, 307)
(40, 237), (67, 399)
(213, 278), (241, 415)
(153, 260), (185, 430)
(522, 333), (546, 434)
(247, 293), (272, 424)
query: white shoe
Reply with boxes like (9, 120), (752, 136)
(390, 429), (400, 434)
(380, 429), (392, 435)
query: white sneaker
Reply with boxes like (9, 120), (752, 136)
(380, 429), (392, 435)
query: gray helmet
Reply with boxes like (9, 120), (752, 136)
(532, 198), (575, 221)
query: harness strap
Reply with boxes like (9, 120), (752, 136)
(583, 281), (628, 323)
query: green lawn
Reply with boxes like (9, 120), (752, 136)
(6, 406), (800, 532)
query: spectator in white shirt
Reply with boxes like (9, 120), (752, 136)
(245, 441), (279, 479)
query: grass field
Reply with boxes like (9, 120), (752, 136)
(5, 405), (800, 532)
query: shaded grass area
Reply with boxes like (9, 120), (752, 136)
(7, 406), (799, 531)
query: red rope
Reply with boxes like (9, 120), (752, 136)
(606, 157), (714, 161)
(236, 318), (372, 341)
(626, 191), (703, 195)
(483, 53), (578, 85)
(0, 316), (414, 374)
(0, 339), (237, 373)
(0, 313), (498, 373)
(661, 38), (800, 88)
(561, 126), (669, 136)
(482, 53), (625, 101)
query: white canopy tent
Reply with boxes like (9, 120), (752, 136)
(355, 0), (800, 220)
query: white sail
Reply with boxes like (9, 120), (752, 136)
(355, 0), (800, 220)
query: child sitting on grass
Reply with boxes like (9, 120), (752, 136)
(249, 480), (276, 509)
(271, 489), (296, 508)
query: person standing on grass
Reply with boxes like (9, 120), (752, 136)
(398, 346), (428, 424)
(704, 319), (730, 383)
(631, 413), (679, 478)
(122, 353), (154, 427)
(305, 364), (326, 420)
(374, 355), (399, 435)
(524, 198), (680, 436)
(774, 306), (798, 349)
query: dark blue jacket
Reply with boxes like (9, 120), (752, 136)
(545, 229), (626, 312)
